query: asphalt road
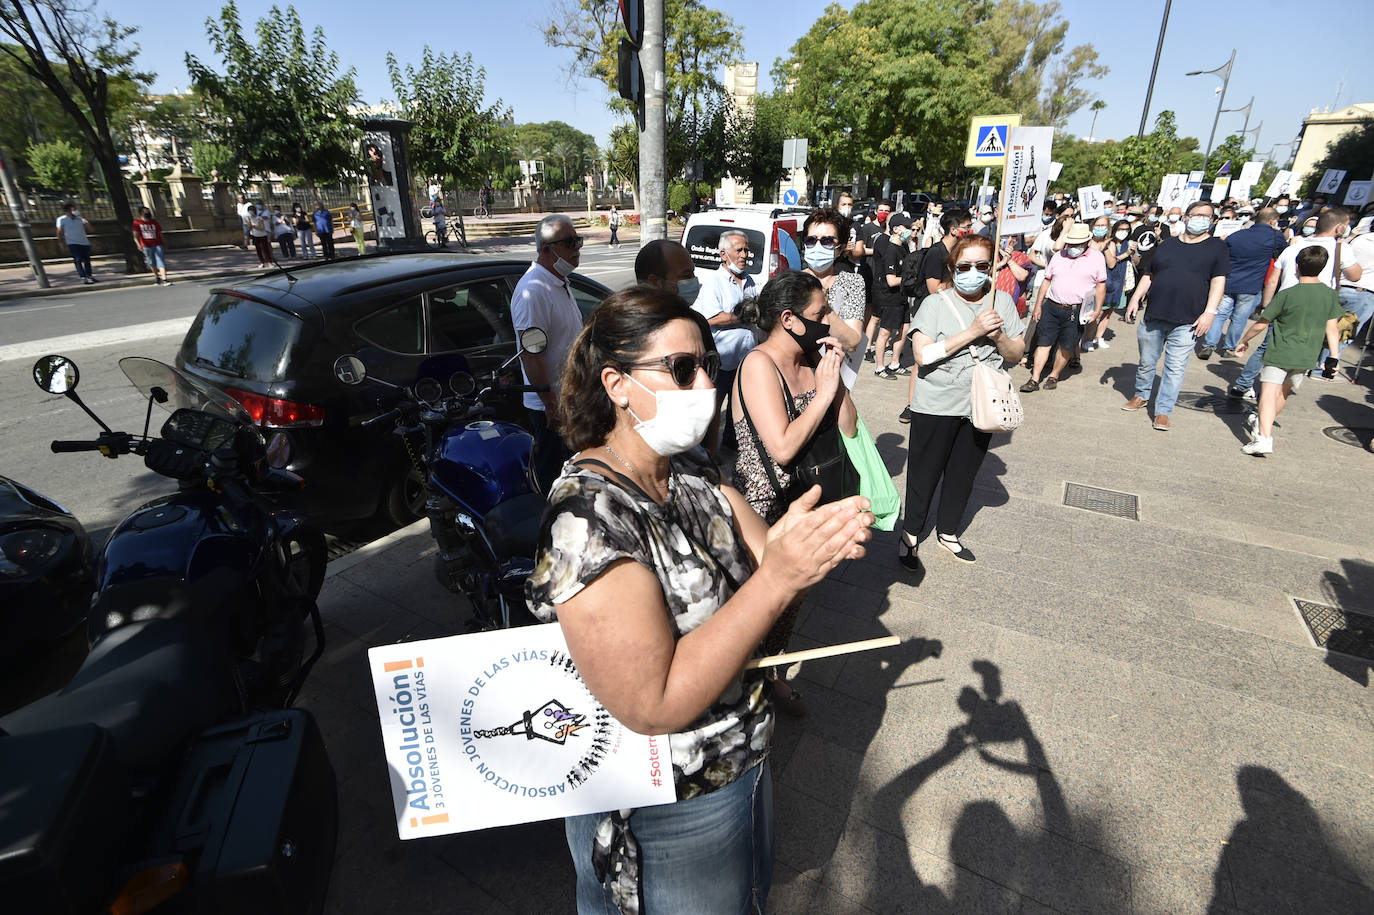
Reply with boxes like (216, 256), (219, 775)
(0, 245), (640, 547)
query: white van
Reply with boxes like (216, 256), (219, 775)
(681, 206), (810, 291)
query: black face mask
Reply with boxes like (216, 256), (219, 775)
(785, 311), (830, 360)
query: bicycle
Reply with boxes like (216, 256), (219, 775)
(426, 222), (467, 249)
(473, 203), (491, 219)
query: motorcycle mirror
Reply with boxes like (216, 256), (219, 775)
(33, 354), (79, 394)
(334, 355), (367, 386)
(449, 371), (476, 396)
(414, 378), (444, 403)
(265, 432), (292, 469)
(520, 326), (548, 355)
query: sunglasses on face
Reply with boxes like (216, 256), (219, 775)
(953, 261), (992, 273)
(552, 235), (585, 250)
(623, 351), (720, 386)
(804, 235), (839, 248)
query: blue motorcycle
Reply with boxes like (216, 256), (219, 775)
(335, 326), (549, 629)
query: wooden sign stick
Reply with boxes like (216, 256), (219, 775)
(744, 635), (902, 670)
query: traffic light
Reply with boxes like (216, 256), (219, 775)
(617, 1), (645, 129)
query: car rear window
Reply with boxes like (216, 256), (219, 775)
(683, 225), (765, 275)
(181, 294), (306, 383)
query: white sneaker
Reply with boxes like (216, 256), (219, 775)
(1241, 435), (1273, 456)
(1245, 412), (1258, 442)
(1082, 340), (1096, 353)
(1097, 340), (1110, 350)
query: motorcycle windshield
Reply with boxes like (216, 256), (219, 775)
(119, 357), (252, 424)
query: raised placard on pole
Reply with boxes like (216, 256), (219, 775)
(965, 114), (1022, 169)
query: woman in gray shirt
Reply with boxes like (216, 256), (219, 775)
(899, 235), (1026, 570)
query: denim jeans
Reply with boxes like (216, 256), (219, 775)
(1317, 287), (1374, 365)
(67, 242), (92, 278)
(1135, 317), (1195, 415)
(1204, 292), (1260, 350)
(566, 761), (774, 914)
(1235, 330), (1271, 393)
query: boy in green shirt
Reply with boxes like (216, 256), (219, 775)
(1234, 245), (1343, 456)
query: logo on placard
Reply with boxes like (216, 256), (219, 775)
(1020, 147), (1038, 210)
(459, 648), (619, 792)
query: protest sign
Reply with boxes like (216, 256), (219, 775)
(1185, 170), (1204, 189)
(1047, 161), (1064, 182)
(369, 624), (675, 840)
(1000, 126), (1053, 236)
(1344, 181), (1371, 207)
(1265, 170), (1295, 199)
(1212, 218), (1244, 239)
(1238, 161), (1263, 187)
(1077, 185), (1106, 219)
(1159, 173), (1188, 205)
(1317, 169), (1347, 195)
(1210, 176), (1231, 202)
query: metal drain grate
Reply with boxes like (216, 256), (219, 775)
(1322, 426), (1374, 449)
(1173, 391), (1250, 414)
(1291, 597), (1374, 662)
(1063, 482), (1139, 520)
(325, 535), (373, 562)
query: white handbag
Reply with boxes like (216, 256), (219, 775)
(939, 292), (1025, 433)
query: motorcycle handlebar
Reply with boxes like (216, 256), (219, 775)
(50, 439), (104, 453)
(363, 408), (403, 429)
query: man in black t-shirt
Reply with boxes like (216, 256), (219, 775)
(1122, 200), (1229, 431)
(858, 199), (893, 358)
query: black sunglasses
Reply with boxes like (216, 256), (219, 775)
(953, 261), (992, 273)
(552, 235), (585, 250)
(623, 351), (720, 386)
(803, 235), (839, 248)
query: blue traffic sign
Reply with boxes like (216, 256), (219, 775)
(973, 125), (1007, 160)
(782, 189), (799, 206)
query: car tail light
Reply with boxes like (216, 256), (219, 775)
(226, 387), (326, 428)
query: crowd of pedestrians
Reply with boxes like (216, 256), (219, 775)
(234, 193), (355, 266)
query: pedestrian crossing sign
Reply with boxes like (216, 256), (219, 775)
(965, 114), (1022, 167)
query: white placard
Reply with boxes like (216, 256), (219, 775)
(1212, 218), (1244, 239)
(1211, 176), (1231, 202)
(1077, 185), (1106, 219)
(1317, 169), (1347, 195)
(1230, 183), (1253, 203)
(1000, 126), (1054, 236)
(1185, 170), (1204, 189)
(840, 334), (867, 390)
(1047, 161), (1064, 182)
(1265, 170), (1295, 198)
(1238, 161), (1263, 187)
(369, 624), (675, 840)
(1182, 187), (1203, 205)
(1344, 181), (1371, 207)
(1159, 173), (1188, 205)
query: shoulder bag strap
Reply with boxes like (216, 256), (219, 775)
(734, 354), (793, 502)
(1332, 239), (1342, 290)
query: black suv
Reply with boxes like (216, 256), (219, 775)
(176, 253), (610, 530)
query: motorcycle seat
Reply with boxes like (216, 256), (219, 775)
(0, 618), (238, 771)
(482, 492), (544, 560)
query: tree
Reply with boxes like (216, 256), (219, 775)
(1100, 110), (1199, 199)
(1051, 135), (1113, 195)
(191, 140), (238, 183)
(117, 90), (205, 174)
(501, 121), (597, 189)
(722, 93), (791, 202)
(1299, 117), (1374, 198)
(386, 47), (510, 215)
(606, 123), (638, 210)
(0, 48), (84, 166)
(980, 0), (1108, 128)
(1088, 100), (1106, 139)
(0, 1), (152, 271)
(25, 136), (85, 192)
(187, 3), (360, 192)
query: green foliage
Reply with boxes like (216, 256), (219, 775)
(387, 47), (510, 195)
(0, 49), (84, 161)
(281, 175), (309, 188)
(1299, 117), (1374, 198)
(501, 121), (597, 190)
(1051, 136), (1112, 193)
(117, 91), (205, 173)
(980, 1), (1108, 127)
(1099, 111), (1199, 198)
(606, 122), (639, 203)
(723, 93), (791, 202)
(187, 3), (360, 188)
(191, 140), (238, 182)
(1206, 134), (1248, 180)
(25, 137), (87, 192)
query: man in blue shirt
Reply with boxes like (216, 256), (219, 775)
(312, 202), (336, 260)
(1198, 208), (1284, 359)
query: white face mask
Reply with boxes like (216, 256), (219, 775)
(625, 373), (715, 456)
(676, 276), (701, 303)
(553, 256), (576, 277)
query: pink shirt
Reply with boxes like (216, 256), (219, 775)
(1043, 248), (1107, 306)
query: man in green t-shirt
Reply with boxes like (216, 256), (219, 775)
(1234, 245), (1343, 456)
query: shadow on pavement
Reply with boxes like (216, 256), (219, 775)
(1319, 558), (1374, 687)
(1207, 766), (1374, 913)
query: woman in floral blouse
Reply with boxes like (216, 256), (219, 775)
(527, 287), (872, 914)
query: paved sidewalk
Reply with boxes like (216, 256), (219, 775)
(0, 214), (639, 301)
(301, 315), (1374, 913)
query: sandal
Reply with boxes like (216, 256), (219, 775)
(1019, 379), (1040, 393)
(898, 532), (921, 572)
(937, 533), (976, 563)
(1043, 376), (1058, 390)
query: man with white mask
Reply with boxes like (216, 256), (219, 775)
(691, 229), (759, 425)
(513, 213), (586, 493)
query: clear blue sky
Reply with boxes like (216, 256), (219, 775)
(105, 0), (1371, 165)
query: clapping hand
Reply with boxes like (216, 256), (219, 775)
(763, 487), (873, 590)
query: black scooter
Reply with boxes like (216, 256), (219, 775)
(0, 355), (336, 915)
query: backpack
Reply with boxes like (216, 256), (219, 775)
(902, 245), (938, 301)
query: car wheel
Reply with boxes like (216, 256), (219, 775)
(380, 466), (426, 528)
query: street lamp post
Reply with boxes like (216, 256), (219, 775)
(1137, 0), (1173, 139)
(1186, 48), (1235, 173)
(1221, 95), (1253, 145)
(1242, 121), (1262, 155)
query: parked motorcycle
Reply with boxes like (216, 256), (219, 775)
(335, 326), (549, 630)
(0, 474), (94, 662)
(0, 354), (336, 915)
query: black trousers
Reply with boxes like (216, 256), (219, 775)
(527, 408), (571, 496)
(902, 412), (991, 538)
(318, 230), (336, 259)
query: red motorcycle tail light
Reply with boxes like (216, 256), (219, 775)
(226, 388), (326, 428)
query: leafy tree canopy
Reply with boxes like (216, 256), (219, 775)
(25, 136), (86, 192)
(1299, 117), (1374, 199)
(186, 2), (360, 189)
